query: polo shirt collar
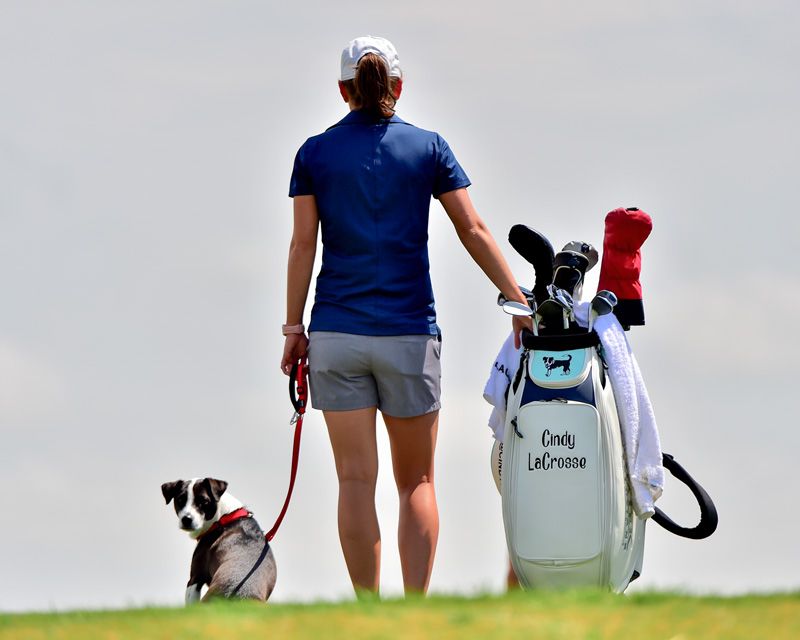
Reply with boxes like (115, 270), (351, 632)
(333, 109), (404, 127)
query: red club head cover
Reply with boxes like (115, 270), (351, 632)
(597, 207), (652, 327)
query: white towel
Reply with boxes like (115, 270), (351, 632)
(482, 332), (522, 442)
(574, 302), (664, 517)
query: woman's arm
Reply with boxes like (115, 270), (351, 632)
(281, 195), (319, 374)
(439, 188), (532, 345)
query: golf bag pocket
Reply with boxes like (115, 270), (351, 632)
(529, 347), (591, 388)
(507, 401), (602, 562)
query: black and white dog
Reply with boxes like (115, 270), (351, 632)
(161, 477), (277, 603)
(542, 354), (573, 376)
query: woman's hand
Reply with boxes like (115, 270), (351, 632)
(512, 315), (533, 349)
(281, 333), (309, 375)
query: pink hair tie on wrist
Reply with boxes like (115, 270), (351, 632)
(282, 323), (306, 336)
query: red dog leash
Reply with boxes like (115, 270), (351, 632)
(265, 356), (307, 542)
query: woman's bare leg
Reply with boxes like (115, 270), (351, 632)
(324, 407), (381, 597)
(383, 410), (439, 594)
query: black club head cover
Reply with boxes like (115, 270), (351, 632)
(508, 225), (555, 305)
(552, 250), (590, 298)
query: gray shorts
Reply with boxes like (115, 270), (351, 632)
(308, 331), (442, 418)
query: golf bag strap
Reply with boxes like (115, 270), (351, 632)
(521, 329), (600, 351)
(652, 453), (718, 540)
(265, 357), (307, 542)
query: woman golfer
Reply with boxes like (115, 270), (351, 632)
(282, 36), (530, 597)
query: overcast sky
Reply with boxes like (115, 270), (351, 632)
(1, 1), (798, 612)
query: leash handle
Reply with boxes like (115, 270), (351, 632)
(289, 358), (308, 415)
(266, 356), (308, 542)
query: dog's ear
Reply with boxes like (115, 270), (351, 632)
(161, 480), (183, 504)
(203, 478), (228, 501)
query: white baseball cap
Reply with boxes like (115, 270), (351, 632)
(340, 36), (402, 81)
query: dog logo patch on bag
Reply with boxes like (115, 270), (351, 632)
(542, 354), (572, 377)
(529, 348), (590, 388)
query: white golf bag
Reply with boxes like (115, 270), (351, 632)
(497, 331), (645, 592)
(494, 221), (717, 591)
(492, 329), (718, 592)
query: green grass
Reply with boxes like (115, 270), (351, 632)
(2, 590), (799, 640)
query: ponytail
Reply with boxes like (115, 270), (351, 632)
(343, 53), (399, 119)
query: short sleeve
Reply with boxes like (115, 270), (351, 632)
(288, 141), (314, 197)
(432, 135), (471, 199)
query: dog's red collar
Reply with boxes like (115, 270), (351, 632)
(218, 507), (251, 527)
(198, 507), (252, 540)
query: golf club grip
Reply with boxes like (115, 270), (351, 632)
(652, 453), (718, 540)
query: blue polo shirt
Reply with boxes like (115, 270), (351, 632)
(289, 110), (471, 336)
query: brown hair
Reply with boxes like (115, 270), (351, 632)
(343, 53), (400, 119)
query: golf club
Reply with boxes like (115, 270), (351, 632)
(497, 286), (534, 308)
(552, 240), (597, 302)
(539, 284), (560, 331)
(528, 298), (539, 336)
(588, 289), (618, 332)
(502, 300), (534, 317)
(552, 287), (574, 329)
